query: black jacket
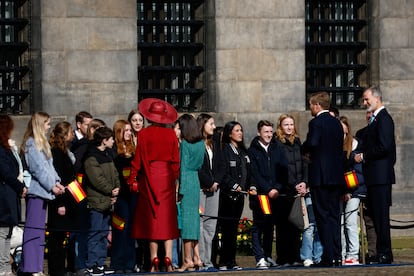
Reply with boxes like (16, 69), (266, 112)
(248, 137), (287, 195)
(198, 138), (224, 190)
(220, 143), (251, 194)
(0, 146), (25, 227)
(48, 147), (78, 230)
(275, 137), (307, 196)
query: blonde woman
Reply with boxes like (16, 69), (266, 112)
(275, 114), (322, 267)
(20, 112), (65, 275)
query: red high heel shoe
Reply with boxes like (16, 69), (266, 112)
(164, 256), (174, 272)
(150, 257), (160, 272)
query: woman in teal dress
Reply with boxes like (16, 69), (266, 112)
(177, 114), (205, 271)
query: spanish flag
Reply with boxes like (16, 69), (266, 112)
(112, 213), (126, 230)
(67, 180), (87, 203)
(76, 173), (83, 185)
(258, 195), (272, 215)
(345, 170), (359, 189)
(122, 167), (131, 179)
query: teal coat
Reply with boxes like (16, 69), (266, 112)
(178, 140), (205, 240)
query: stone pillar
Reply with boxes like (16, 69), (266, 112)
(38, 0), (138, 119)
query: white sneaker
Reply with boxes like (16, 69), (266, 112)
(303, 259), (314, 267)
(256, 258), (269, 269)
(266, 257), (279, 267)
(219, 265), (228, 271)
(344, 257), (360, 265)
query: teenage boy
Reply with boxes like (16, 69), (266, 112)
(84, 126), (120, 275)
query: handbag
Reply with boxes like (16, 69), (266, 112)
(176, 201), (182, 230)
(288, 196), (309, 230)
(344, 170), (359, 189)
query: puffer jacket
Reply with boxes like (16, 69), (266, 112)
(84, 146), (120, 212)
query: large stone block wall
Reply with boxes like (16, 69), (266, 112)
(37, 0), (138, 117)
(12, 0), (413, 235)
(212, 0), (305, 113)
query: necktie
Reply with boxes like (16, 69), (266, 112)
(369, 114), (375, 125)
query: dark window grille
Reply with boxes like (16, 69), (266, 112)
(305, 0), (368, 109)
(0, 0), (31, 114)
(137, 1), (205, 111)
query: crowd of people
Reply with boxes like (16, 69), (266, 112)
(0, 86), (396, 276)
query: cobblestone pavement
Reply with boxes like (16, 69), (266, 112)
(138, 249), (414, 276)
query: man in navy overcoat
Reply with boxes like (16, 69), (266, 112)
(302, 91), (345, 266)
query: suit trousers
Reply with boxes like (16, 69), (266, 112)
(367, 185), (393, 261)
(311, 186), (342, 263)
(199, 189), (220, 268)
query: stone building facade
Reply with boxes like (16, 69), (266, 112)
(11, 0), (414, 235)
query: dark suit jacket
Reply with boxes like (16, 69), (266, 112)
(361, 108), (396, 185)
(302, 111), (345, 187)
(198, 138), (224, 190)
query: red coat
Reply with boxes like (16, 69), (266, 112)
(129, 125), (180, 240)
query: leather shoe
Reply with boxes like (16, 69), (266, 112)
(365, 254), (379, 264)
(378, 255), (392, 264)
(311, 260), (341, 267)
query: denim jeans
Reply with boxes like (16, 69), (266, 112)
(300, 196), (323, 263)
(172, 238), (182, 267)
(86, 209), (110, 268)
(341, 197), (360, 259)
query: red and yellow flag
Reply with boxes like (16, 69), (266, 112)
(345, 170), (359, 189)
(67, 180), (86, 203)
(122, 167), (131, 179)
(112, 213), (126, 230)
(76, 173), (83, 185)
(258, 195), (272, 215)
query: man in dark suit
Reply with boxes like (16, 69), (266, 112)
(302, 91), (345, 266)
(355, 111), (379, 264)
(354, 86), (396, 264)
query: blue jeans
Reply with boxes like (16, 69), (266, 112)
(300, 196), (323, 263)
(86, 210), (110, 268)
(341, 197), (360, 259)
(172, 238), (182, 267)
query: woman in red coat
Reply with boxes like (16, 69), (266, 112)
(128, 98), (180, 272)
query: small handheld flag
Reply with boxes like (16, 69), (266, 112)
(112, 213), (126, 230)
(122, 167), (131, 179)
(345, 170), (359, 189)
(76, 173), (83, 184)
(258, 195), (272, 215)
(67, 180), (87, 203)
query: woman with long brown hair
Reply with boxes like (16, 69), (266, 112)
(110, 120), (138, 273)
(196, 113), (223, 271)
(48, 121), (77, 276)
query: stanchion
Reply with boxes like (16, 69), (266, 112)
(359, 201), (367, 264)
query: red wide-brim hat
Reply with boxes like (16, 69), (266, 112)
(138, 98), (178, 124)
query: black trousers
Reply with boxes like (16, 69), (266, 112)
(217, 194), (244, 267)
(367, 184), (393, 261)
(311, 186), (342, 263)
(273, 196), (302, 265)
